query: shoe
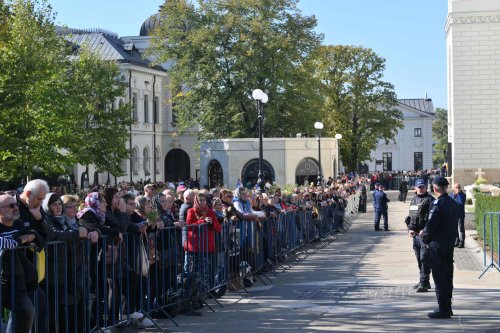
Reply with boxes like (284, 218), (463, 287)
(384, 228), (390, 231)
(416, 283), (429, 292)
(423, 281), (431, 289)
(134, 316), (155, 329)
(374, 228), (382, 231)
(129, 311), (143, 320)
(427, 309), (452, 319)
(413, 282), (420, 289)
(457, 243), (464, 248)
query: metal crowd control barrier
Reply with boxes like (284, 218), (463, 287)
(479, 212), (500, 279)
(0, 191), (362, 332)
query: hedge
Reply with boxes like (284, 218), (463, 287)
(474, 194), (500, 257)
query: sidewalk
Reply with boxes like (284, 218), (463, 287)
(141, 191), (500, 333)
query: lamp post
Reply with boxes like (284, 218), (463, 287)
(314, 122), (324, 186)
(335, 133), (342, 179)
(252, 89), (269, 190)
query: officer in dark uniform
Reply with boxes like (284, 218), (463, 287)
(420, 176), (459, 318)
(405, 179), (434, 292)
(373, 184), (390, 231)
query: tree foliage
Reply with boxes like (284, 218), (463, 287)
(309, 45), (402, 172)
(432, 107), (448, 166)
(0, 0), (131, 180)
(149, 0), (323, 139)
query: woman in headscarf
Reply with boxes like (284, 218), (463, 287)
(185, 193), (221, 289)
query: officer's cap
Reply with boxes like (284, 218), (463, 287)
(379, 184), (385, 188)
(375, 182), (380, 186)
(415, 179), (426, 188)
(432, 176), (449, 186)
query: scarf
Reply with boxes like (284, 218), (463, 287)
(193, 194), (209, 219)
(76, 192), (105, 223)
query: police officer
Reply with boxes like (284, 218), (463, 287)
(405, 179), (434, 292)
(373, 184), (390, 231)
(420, 176), (459, 318)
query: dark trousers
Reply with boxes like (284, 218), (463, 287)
(413, 236), (430, 283)
(374, 210), (388, 230)
(3, 287), (46, 333)
(456, 216), (465, 244)
(428, 242), (454, 311)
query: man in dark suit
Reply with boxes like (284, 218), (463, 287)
(373, 184), (390, 231)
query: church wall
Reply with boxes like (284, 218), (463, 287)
(447, 0), (500, 185)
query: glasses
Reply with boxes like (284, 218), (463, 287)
(0, 203), (17, 209)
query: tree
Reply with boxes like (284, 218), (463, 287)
(0, 0), (131, 180)
(309, 45), (403, 172)
(432, 107), (448, 166)
(149, 0), (323, 139)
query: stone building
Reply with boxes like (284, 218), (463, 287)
(199, 138), (340, 189)
(364, 99), (435, 173)
(447, 0), (500, 185)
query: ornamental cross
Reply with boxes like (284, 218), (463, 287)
(475, 168), (485, 179)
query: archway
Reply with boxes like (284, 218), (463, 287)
(241, 159), (275, 188)
(93, 171), (99, 186)
(165, 149), (190, 182)
(295, 157), (320, 186)
(208, 159), (224, 188)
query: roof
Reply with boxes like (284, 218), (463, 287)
(58, 28), (162, 70)
(398, 98), (435, 115)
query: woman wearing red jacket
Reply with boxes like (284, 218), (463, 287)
(185, 193), (221, 289)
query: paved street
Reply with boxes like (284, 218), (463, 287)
(142, 191), (500, 333)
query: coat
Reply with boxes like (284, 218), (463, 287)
(185, 208), (221, 253)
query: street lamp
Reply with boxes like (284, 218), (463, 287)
(314, 122), (324, 186)
(335, 133), (342, 179)
(252, 89), (269, 190)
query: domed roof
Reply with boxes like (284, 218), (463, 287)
(140, 12), (162, 37)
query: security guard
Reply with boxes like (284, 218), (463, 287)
(405, 179), (434, 292)
(373, 184), (390, 231)
(420, 176), (459, 319)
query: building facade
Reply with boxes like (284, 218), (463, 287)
(364, 99), (435, 173)
(447, 0), (500, 185)
(199, 138), (340, 189)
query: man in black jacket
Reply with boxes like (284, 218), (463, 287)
(405, 179), (434, 292)
(0, 194), (45, 333)
(420, 176), (459, 319)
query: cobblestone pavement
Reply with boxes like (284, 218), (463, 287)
(132, 191), (500, 333)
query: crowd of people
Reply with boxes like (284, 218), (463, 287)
(0, 175), (366, 333)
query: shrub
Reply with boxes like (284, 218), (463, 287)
(475, 177), (489, 185)
(474, 194), (500, 257)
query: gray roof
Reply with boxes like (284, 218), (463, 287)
(59, 28), (160, 70)
(398, 98), (435, 115)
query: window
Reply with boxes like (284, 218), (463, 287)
(143, 147), (150, 176)
(132, 93), (138, 121)
(155, 147), (160, 174)
(414, 152), (423, 171)
(414, 128), (422, 137)
(154, 97), (160, 124)
(171, 102), (177, 127)
(382, 152), (392, 171)
(132, 148), (139, 175)
(144, 95), (149, 123)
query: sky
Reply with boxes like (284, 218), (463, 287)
(48, 0), (449, 109)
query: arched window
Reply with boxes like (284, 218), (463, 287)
(155, 147), (160, 174)
(143, 147), (150, 176)
(132, 147), (139, 175)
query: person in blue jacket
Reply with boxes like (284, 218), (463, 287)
(449, 183), (466, 248)
(373, 184), (390, 231)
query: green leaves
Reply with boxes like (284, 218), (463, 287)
(149, 0), (322, 140)
(0, 0), (130, 180)
(432, 107), (448, 166)
(310, 45), (402, 172)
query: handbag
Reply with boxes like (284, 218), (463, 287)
(136, 235), (150, 277)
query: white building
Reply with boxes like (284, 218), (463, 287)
(364, 99), (435, 173)
(199, 138), (340, 189)
(62, 16), (199, 188)
(447, 0), (500, 185)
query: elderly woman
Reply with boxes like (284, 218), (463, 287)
(185, 193), (222, 289)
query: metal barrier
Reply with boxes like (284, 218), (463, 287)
(0, 191), (362, 332)
(479, 212), (500, 279)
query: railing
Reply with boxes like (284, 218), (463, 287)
(0, 192), (361, 332)
(479, 212), (500, 279)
